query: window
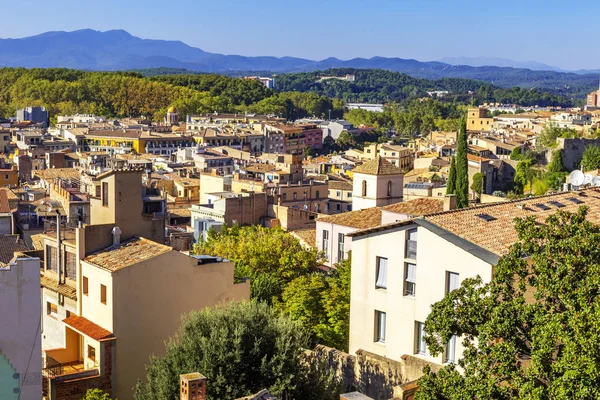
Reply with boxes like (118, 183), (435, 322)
(446, 272), (459, 294)
(347, 192), (352, 198)
(374, 311), (386, 343)
(100, 284), (107, 304)
(404, 263), (416, 296)
(338, 234), (345, 262)
(283, 193), (287, 201)
(293, 192), (297, 200)
(362, 180), (367, 196)
(47, 302), (58, 316)
(316, 190), (320, 199)
(387, 181), (392, 197)
(375, 257), (388, 289)
(336, 204), (341, 211)
(4, 174), (8, 180)
(444, 335), (457, 364)
(83, 276), (89, 296)
(88, 345), (96, 362)
(322, 230), (329, 259)
(405, 229), (417, 259)
(336, 191), (341, 197)
(416, 322), (427, 355)
(102, 182), (109, 207)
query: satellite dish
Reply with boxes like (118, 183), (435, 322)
(584, 174), (593, 185)
(569, 170), (585, 186)
(593, 176), (600, 187)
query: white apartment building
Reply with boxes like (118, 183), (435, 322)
(347, 189), (600, 369)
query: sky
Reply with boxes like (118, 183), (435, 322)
(0, 0), (598, 70)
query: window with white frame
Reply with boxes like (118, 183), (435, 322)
(322, 230), (329, 259)
(375, 257), (388, 289)
(374, 310), (386, 343)
(338, 233), (345, 262)
(404, 263), (416, 296)
(405, 228), (417, 259)
(416, 321), (427, 355)
(444, 334), (457, 363)
(446, 271), (459, 294)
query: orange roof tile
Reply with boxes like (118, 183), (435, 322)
(84, 237), (172, 272)
(425, 188), (600, 256)
(317, 207), (382, 229)
(353, 157), (402, 176)
(383, 198), (444, 216)
(63, 315), (115, 341)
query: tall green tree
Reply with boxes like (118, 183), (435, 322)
(455, 116), (469, 208)
(581, 145), (600, 171)
(446, 156), (456, 195)
(416, 207), (600, 400)
(134, 302), (341, 400)
(545, 149), (567, 190)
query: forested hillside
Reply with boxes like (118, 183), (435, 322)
(0, 67), (574, 125)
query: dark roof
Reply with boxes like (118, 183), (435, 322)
(0, 235), (28, 264)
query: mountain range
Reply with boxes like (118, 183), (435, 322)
(0, 29), (598, 91)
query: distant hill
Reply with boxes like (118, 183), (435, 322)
(0, 29), (597, 95)
(439, 56), (564, 72)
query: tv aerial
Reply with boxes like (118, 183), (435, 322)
(569, 170), (585, 187)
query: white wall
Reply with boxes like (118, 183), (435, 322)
(315, 221), (356, 267)
(80, 262), (114, 332)
(352, 172), (404, 211)
(349, 224), (493, 366)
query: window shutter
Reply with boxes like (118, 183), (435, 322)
(376, 258), (388, 288)
(406, 263), (416, 283)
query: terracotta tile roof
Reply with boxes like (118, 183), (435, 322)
(328, 181), (353, 191)
(245, 163), (276, 173)
(383, 198), (444, 216)
(40, 271), (77, 300)
(169, 208), (191, 218)
(425, 188), (600, 257)
(0, 189), (10, 213)
(353, 157), (403, 176)
(317, 207), (382, 229)
(0, 235), (29, 264)
(63, 315), (115, 341)
(290, 228), (316, 248)
(84, 237), (172, 272)
(34, 168), (81, 180)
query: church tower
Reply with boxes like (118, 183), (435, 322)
(166, 106), (179, 125)
(352, 156), (404, 211)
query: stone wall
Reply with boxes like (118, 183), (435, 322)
(555, 137), (600, 171)
(311, 346), (442, 400)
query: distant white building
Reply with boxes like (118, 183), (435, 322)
(346, 103), (385, 113)
(426, 90), (449, 98)
(321, 120), (356, 140)
(56, 114), (107, 124)
(243, 76), (275, 89)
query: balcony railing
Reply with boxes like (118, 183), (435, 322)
(43, 355), (63, 377)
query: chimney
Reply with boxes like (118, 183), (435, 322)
(111, 226), (122, 247)
(180, 373), (206, 400)
(443, 194), (457, 211)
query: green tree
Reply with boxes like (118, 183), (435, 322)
(510, 147), (523, 161)
(581, 145), (600, 171)
(276, 257), (351, 351)
(537, 123), (580, 149)
(470, 172), (483, 198)
(455, 116), (469, 208)
(416, 207), (600, 400)
(194, 225), (321, 304)
(335, 130), (357, 150)
(83, 388), (114, 400)
(134, 302), (341, 400)
(514, 158), (541, 194)
(446, 156), (456, 195)
(545, 149), (567, 190)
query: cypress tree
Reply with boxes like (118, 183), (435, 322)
(446, 156), (456, 195)
(455, 116), (469, 208)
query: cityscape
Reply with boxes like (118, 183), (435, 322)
(3, 2), (600, 400)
